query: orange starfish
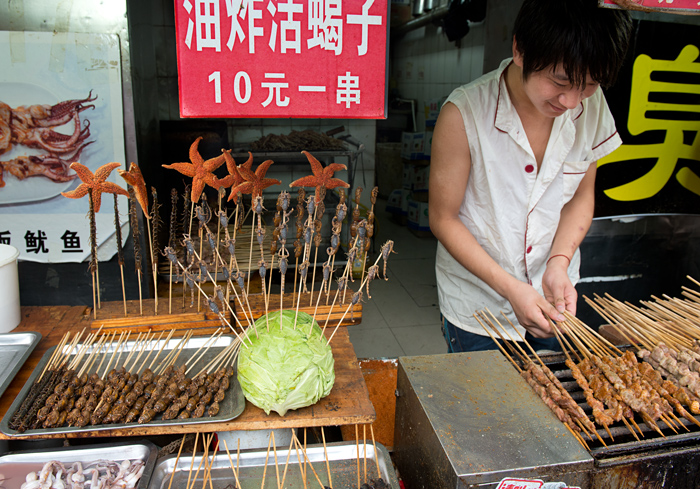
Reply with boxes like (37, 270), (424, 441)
(162, 136), (226, 203)
(212, 150), (249, 193)
(118, 162), (149, 218)
(62, 161), (128, 213)
(290, 150), (349, 203)
(227, 158), (281, 202)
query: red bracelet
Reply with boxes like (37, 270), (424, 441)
(547, 254), (571, 266)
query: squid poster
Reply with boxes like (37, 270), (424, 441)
(0, 31), (126, 263)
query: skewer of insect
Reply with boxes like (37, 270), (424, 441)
(167, 246), (253, 348)
(326, 189), (347, 306)
(167, 188), (179, 314)
(325, 241), (394, 343)
(309, 188), (326, 307)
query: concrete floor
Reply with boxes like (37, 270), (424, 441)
(347, 200), (447, 359)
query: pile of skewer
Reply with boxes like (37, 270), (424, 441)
(478, 276), (700, 450)
(166, 425), (389, 489)
(8, 328), (239, 433)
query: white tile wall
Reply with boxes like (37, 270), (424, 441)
(391, 20), (487, 124)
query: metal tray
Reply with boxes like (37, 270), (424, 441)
(0, 440), (158, 489)
(149, 441), (399, 489)
(0, 332), (41, 400)
(0, 335), (244, 437)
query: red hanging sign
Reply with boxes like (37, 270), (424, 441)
(601, 0), (700, 13)
(173, 0), (389, 119)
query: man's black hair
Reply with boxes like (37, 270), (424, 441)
(512, 0), (633, 88)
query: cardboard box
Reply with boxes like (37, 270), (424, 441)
(401, 131), (425, 160)
(424, 128), (433, 157)
(413, 165), (430, 191)
(424, 98), (444, 127)
(407, 198), (430, 232)
(402, 163), (414, 190)
(386, 188), (411, 216)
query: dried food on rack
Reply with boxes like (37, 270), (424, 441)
(249, 129), (348, 152)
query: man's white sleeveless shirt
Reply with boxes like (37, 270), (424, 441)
(435, 58), (622, 339)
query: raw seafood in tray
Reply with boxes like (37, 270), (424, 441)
(0, 441), (157, 489)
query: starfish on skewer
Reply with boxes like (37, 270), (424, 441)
(227, 158), (281, 202)
(213, 150), (249, 192)
(290, 150), (350, 203)
(62, 161), (128, 212)
(118, 162), (149, 218)
(162, 136), (226, 203)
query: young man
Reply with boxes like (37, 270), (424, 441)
(429, 0), (633, 352)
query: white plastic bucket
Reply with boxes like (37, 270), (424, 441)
(0, 244), (21, 333)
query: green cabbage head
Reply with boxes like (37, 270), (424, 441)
(237, 309), (335, 416)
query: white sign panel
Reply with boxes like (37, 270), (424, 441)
(0, 31), (127, 263)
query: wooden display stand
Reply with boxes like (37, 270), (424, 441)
(0, 302), (375, 440)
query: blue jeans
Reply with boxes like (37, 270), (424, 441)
(442, 316), (561, 353)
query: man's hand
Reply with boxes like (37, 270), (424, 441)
(542, 255), (578, 316)
(503, 280), (565, 338)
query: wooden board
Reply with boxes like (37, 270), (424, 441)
(0, 303), (375, 440)
(91, 299), (230, 333)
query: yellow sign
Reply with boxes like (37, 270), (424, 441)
(599, 44), (700, 201)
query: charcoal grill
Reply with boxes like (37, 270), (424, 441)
(393, 351), (700, 489)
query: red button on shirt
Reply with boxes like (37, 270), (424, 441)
(525, 164), (535, 173)
(526, 246), (532, 254)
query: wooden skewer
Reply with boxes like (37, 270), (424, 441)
(196, 433), (213, 489)
(485, 311), (605, 446)
(321, 427), (332, 489)
(185, 432), (200, 489)
(185, 330), (224, 376)
(292, 430), (307, 489)
(618, 415), (640, 442)
(149, 329), (175, 370)
(474, 314), (521, 372)
(355, 424), (360, 489)
(564, 422), (588, 450)
(279, 431), (295, 489)
(222, 440), (242, 489)
(205, 437), (218, 489)
(370, 425), (382, 480)
(271, 430), (281, 489)
(261, 431), (272, 489)
(139, 330), (166, 373)
(125, 331), (152, 373)
(293, 432), (326, 489)
(39, 332), (70, 381)
(167, 435), (188, 489)
(363, 424), (367, 484)
(187, 433), (210, 489)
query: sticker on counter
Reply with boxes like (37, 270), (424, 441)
(496, 479), (581, 489)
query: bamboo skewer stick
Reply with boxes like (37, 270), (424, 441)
(292, 432), (325, 489)
(185, 432), (200, 489)
(355, 424), (360, 489)
(363, 424), (367, 484)
(167, 435), (188, 489)
(370, 425), (381, 480)
(272, 431), (281, 489)
(321, 427), (332, 489)
(222, 440), (242, 489)
(279, 433), (295, 489)
(292, 430), (307, 489)
(186, 433), (210, 489)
